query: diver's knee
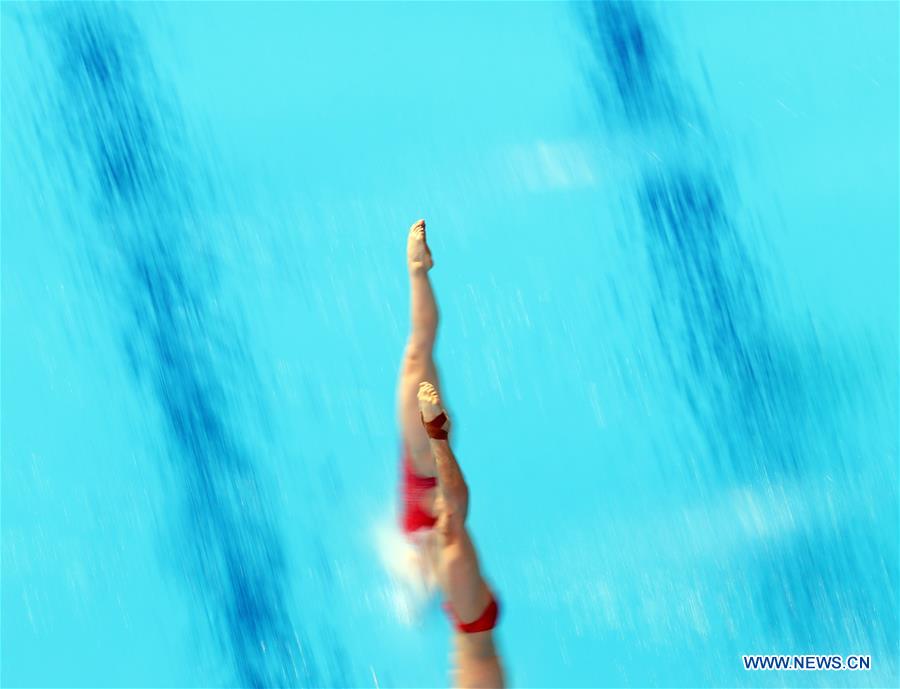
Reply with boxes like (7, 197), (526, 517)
(404, 338), (436, 366)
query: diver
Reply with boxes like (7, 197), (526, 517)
(396, 219), (506, 689)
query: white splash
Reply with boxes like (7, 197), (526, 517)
(372, 516), (438, 627)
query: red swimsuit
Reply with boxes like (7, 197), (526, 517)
(400, 447), (438, 534)
(444, 593), (501, 633)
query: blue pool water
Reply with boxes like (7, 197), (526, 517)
(2, 2), (897, 687)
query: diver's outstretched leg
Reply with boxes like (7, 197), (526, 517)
(397, 220), (443, 536)
(418, 382), (506, 689)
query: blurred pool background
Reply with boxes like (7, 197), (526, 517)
(2, 2), (897, 687)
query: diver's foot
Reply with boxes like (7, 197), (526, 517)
(417, 381), (450, 437)
(407, 219), (434, 274)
